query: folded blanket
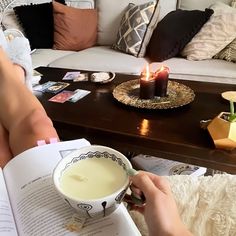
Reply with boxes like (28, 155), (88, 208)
(130, 174), (236, 236)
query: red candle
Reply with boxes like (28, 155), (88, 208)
(140, 65), (155, 100)
(154, 66), (169, 97)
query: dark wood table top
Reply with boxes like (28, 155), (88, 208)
(35, 67), (236, 173)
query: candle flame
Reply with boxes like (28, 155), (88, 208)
(145, 64), (150, 81)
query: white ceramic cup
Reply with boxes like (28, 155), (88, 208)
(53, 145), (132, 219)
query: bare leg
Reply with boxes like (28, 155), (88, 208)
(0, 47), (59, 165)
(0, 123), (12, 167)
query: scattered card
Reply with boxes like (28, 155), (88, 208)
(45, 82), (70, 94)
(73, 73), (89, 82)
(49, 90), (75, 103)
(33, 81), (56, 92)
(68, 89), (91, 103)
(62, 71), (80, 81)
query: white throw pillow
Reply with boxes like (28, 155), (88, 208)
(177, 0), (231, 10)
(181, 2), (236, 61)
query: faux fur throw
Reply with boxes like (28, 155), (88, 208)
(130, 174), (236, 236)
(0, 30), (33, 90)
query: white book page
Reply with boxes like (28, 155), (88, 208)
(3, 139), (141, 236)
(0, 168), (18, 236)
(3, 139), (90, 236)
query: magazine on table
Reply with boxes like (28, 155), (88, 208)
(0, 139), (141, 236)
(131, 154), (207, 177)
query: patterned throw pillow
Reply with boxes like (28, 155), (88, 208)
(214, 0), (236, 62)
(112, 1), (160, 58)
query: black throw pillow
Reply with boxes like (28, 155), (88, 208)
(146, 8), (214, 62)
(14, 0), (65, 49)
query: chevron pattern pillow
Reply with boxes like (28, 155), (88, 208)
(214, 0), (236, 62)
(112, 1), (159, 58)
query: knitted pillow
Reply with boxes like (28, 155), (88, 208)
(214, 0), (236, 62)
(146, 8), (213, 62)
(13, 0), (65, 49)
(181, 2), (236, 60)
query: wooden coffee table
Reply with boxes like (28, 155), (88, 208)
(35, 67), (236, 173)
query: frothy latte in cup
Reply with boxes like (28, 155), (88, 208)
(53, 145), (132, 219)
(60, 157), (127, 200)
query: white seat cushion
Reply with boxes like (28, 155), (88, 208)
(151, 57), (236, 84)
(47, 46), (148, 74)
(31, 49), (76, 69)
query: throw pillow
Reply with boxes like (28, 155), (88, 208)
(52, 1), (97, 51)
(112, 1), (160, 58)
(146, 8), (213, 62)
(13, 0), (65, 50)
(181, 2), (236, 60)
(214, 0), (236, 62)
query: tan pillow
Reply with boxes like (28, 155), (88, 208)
(214, 0), (236, 62)
(53, 1), (97, 51)
(181, 2), (236, 60)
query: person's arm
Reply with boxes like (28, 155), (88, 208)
(129, 171), (193, 236)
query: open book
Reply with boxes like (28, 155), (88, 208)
(0, 139), (141, 236)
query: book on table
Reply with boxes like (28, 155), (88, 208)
(131, 154), (207, 177)
(0, 139), (141, 236)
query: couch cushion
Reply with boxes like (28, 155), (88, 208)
(151, 58), (236, 84)
(146, 8), (213, 62)
(214, 0), (236, 63)
(31, 49), (76, 68)
(177, 0), (231, 10)
(181, 2), (236, 60)
(47, 46), (148, 74)
(158, 0), (178, 20)
(96, 0), (176, 46)
(53, 1), (97, 51)
(112, 1), (160, 57)
(13, 0), (65, 49)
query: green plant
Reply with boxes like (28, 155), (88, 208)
(229, 100), (236, 122)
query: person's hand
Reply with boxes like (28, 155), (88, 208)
(129, 170), (192, 236)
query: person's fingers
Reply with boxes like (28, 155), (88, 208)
(130, 171), (162, 200)
(130, 171), (172, 196)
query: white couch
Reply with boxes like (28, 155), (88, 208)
(1, 0), (236, 84)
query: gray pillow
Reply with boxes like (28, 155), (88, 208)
(112, 1), (160, 57)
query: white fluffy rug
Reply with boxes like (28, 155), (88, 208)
(130, 174), (236, 236)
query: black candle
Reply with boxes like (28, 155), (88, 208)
(154, 66), (169, 97)
(140, 65), (155, 100)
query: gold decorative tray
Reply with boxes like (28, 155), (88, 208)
(113, 79), (195, 109)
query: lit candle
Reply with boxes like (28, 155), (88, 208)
(154, 66), (169, 97)
(140, 64), (155, 100)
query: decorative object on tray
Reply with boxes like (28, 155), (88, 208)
(139, 64), (155, 99)
(139, 64), (170, 100)
(153, 65), (169, 97)
(113, 79), (195, 109)
(207, 98), (236, 150)
(90, 72), (115, 84)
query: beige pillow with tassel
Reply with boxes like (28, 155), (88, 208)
(181, 2), (236, 60)
(214, 0), (236, 62)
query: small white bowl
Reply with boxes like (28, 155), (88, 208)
(91, 72), (116, 84)
(53, 145), (132, 219)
